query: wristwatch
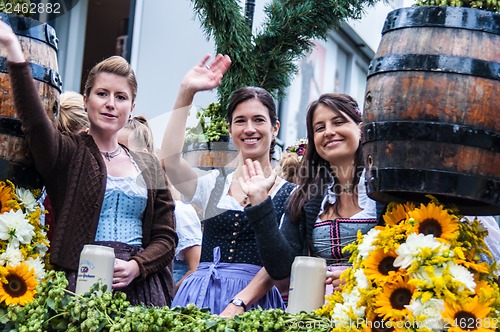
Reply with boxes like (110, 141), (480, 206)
(229, 298), (247, 311)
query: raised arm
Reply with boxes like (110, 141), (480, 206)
(0, 19), (61, 175)
(160, 54), (231, 200)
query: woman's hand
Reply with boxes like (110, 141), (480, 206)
(0, 18), (25, 63)
(325, 265), (348, 291)
(180, 53), (231, 94)
(112, 258), (140, 289)
(238, 158), (277, 206)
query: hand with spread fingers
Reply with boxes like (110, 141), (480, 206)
(238, 158), (277, 206)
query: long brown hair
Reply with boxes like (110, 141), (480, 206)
(287, 93), (363, 222)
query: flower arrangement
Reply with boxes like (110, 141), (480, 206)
(318, 197), (500, 331)
(0, 180), (48, 307)
(285, 138), (308, 161)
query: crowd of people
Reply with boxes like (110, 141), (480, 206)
(0, 16), (499, 318)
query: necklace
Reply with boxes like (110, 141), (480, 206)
(341, 183), (354, 194)
(101, 146), (121, 161)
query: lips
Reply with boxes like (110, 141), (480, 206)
(324, 139), (343, 147)
(101, 112), (117, 119)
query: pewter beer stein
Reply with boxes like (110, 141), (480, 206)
(75, 245), (115, 294)
(287, 256), (329, 314)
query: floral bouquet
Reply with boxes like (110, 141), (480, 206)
(285, 138), (308, 160)
(318, 197), (500, 331)
(0, 180), (48, 307)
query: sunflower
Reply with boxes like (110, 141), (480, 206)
(364, 249), (401, 285)
(0, 263), (38, 306)
(374, 275), (415, 322)
(408, 202), (459, 241)
(443, 297), (495, 332)
(0, 181), (20, 213)
(383, 202), (414, 226)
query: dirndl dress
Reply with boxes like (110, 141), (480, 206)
(171, 247), (284, 314)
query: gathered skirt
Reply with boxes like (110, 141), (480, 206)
(66, 241), (174, 307)
(172, 247), (284, 314)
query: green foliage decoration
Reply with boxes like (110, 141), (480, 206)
(190, 0), (380, 142)
(413, 0), (499, 12)
(0, 270), (331, 331)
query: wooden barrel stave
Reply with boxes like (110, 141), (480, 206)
(362, 6), (500, 215)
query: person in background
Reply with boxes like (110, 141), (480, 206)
(169, 183), (202, 293)
(161, 54), (296, 316)
(117, 115), (156, 154)
(0, 21), (177, 306)
(241, 93), (379, 291)
(57, 91), (90, 134)
(278, 152), (301, 185)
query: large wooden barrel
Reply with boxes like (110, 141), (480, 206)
(0, 13), (61, 190)
(182, 136), (239, 177)
(362, 6), (499, 215)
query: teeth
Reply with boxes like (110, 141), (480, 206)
(243, 139), (258, 142)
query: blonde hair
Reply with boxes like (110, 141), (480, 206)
(279, 152), (301, 184)
(84, 56), (138, 102)
(57, 91), (89, 134)
(120, 115), (156, 154)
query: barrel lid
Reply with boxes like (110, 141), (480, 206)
(383, 6), (500, 36)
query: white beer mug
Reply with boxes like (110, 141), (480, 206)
(75, 244), (115, 294)
(287, 256), (336, 314)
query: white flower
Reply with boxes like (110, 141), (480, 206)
(0, 246), (24, 266)
(0, 209), (35, 247)
(332, 289), (365, 327)
(16, 187), (38, 214)
(25, 256), (46, 281)
(357, 228), (380, 259)
(447, 261), (476, 291)
(354, 268), (369, 289)
(394, 233), (446, 269)
(406, 298), (445, 331)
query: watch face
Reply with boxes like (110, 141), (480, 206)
(232, 299), (243, 306)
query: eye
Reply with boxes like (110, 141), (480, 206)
(96, 91), (107, 97)
(333, 119), (346, 126)
(117, 95), (127, 101)
(314, 125), (324, 132)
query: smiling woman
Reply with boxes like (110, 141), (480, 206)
(161, 55), (297, 316)
(0, 20), (177, 307)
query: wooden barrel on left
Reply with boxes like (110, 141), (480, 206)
(0, 13), (62, 190)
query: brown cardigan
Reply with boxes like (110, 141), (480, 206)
(7, 61), (177, 279)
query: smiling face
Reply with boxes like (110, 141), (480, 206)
(228, 98), (280, 161)
(311, 104), (361, 166)
(84, 72), (135, 135)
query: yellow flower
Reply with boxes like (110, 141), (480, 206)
(374, 275), (415, 322)
(443, 297), (495, 332)
(0, 264), (38, 306)
(0, 181), (20, 213)
(383, 201), (414, 226)
(408, 202), (459, 241)
(364, 249), (401, 285)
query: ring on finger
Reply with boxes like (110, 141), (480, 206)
(205, 64), (211, 70)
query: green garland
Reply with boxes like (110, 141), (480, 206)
(0, 271), (329, 331)
(414, 0), (499, 11)
(190, 0), (379, 142)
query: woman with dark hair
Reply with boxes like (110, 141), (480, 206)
(242, 93), (378, 289)
(161, 54), (296, 315)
